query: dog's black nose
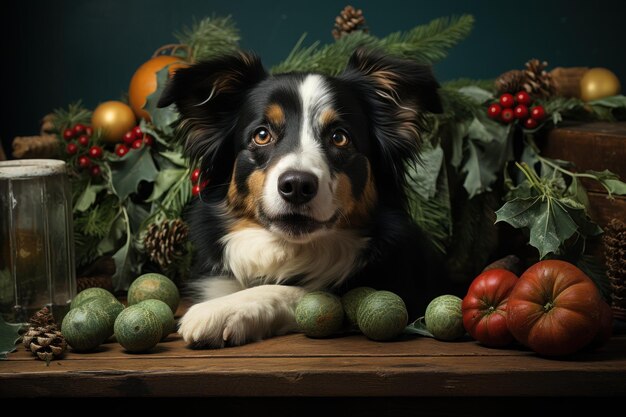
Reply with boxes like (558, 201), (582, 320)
(277, 170), (318, 204)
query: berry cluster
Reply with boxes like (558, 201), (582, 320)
(63, 123), (103, 177)
(190, 168), (209, 196)
(487, 91), (546, 129)
(115, 126), (154, 157)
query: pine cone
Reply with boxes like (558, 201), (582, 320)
(495, 70), (526, 95)
(22, 326), (67, 363)
(604, 218), (626, 320)
(22, 307), (67, 363)
(495, 59), (556, 98)
(522, 59), (555, 98)
(332, 5), (368, 40)
(29, 306), (56, 328)
(144, 218), (190, 271)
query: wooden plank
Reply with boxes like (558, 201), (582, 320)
(5, 333), (532, 362)
(2, 335), (624, 397)
(2, 354), (625, 397)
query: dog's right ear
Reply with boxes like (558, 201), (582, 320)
(158, 52), (267, 177)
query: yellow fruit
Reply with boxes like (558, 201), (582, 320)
(128, 55), (187, 121)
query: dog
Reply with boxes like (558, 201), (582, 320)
(158, 49), (443, 348)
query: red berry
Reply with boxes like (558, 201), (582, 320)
(530, 105), (546, 121)
(78, 156), (91, 168)
(88, 145), (103, 159)
(85, 126), (94, 136)
(115, 144), (129, 157)
(499, 93), (515, 108)
(515, 91), (532, 106)
(73, 123), (86, 135)
(513, 104), (529, 119)
(487, 103), (502, 119)
(200, 179), (209, 189)
(190, 168), (201, 184)
(78, 135), (90, 147)
(132, 126), (143, 138)
(123, 131), (136, 145)
(90, 165), (101, 177)
(500, 108), (515, 123)
(131, 139), (143, 149)
(523, 118), (539, 129)
(143, 135), (154, 147)
(66, 143), (78, 155)
(192, 184), (201, 196)
(63, 128), (74, 141)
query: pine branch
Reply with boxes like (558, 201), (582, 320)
(271, 14), (474, 75)
(52, 101), (92, 133)
(384, 14), (475, 64)
(174, 15), (240, 62)
(443, 78), (496, 92)
(74, 194), (119, 238)
(438, 87), (484, 122)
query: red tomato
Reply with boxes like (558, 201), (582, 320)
(462, 269), (518, 347)
(507, 260), (603, 356)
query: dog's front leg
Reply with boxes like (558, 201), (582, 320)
(178, 285), (307, 348)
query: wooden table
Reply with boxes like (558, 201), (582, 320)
(2, 323), (625, 399)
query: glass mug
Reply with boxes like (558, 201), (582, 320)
(0, 159), (76, 323)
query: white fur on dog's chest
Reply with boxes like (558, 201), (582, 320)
(220, 227), (369, 290)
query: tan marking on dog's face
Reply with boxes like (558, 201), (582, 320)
(319, 108), (338, 127)
(242, 170), (266, 217)
(266, 104), (285, 127)
(227, 164), (267, 220)
(335, 162), (377, 228)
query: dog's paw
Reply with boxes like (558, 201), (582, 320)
(178, 286), (305, 348)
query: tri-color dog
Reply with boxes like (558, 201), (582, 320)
(158, 49), (442, 348)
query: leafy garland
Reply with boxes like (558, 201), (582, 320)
(47, 13), (626, 293)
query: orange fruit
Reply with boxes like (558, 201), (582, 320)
(128, 55), (187, 121)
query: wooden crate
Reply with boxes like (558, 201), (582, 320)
(541, 122), (626, 228)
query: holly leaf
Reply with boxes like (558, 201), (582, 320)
(585, 169), (626, 197)
(495, 195), (598, 258)
(145, 66), (180, 134)
(588, 95), (626, 108)
(0, 318), (24, 360)
(108, 146), (159, 201)
(458, 86), (493, 104)
(409, 141), (444, 200)
(406, 142), (452, 254)
(404, 317), (434, 337)
(148, 168), (187, 203)
(461, 116), (512, 198)
(74, 182), (106, 212)
(110, 207), (138, 291)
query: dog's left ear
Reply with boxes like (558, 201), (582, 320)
(158, 52), (267, 182)
(340, 49), (442, 200)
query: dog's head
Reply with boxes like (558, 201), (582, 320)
(159, 50), (441, 243)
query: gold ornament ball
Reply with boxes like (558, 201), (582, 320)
(580, 68), (621, 102)
(91, 101), (137, 143)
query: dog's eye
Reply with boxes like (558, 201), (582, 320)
(252, 128), (273, 146)
(331, 131), (350, 148)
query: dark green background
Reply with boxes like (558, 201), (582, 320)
(3, 0), (625, 156)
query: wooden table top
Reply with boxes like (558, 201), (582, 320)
(2, 324), (625, 397)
